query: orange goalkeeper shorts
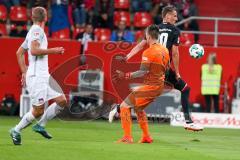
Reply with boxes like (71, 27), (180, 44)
(127, 84), (164, 110)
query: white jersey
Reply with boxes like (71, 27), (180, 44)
(21, 24), (49, 77)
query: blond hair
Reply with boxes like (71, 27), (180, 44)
(32, 7), (46, 23)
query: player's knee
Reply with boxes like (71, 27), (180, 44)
(55, 95), (68, 108)
(57, 99), (67, 108)
(32, 107), (44, 118)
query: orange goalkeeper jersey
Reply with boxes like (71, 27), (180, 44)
(141, 43), (169, 85)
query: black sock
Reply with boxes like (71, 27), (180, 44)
(181, 87), (193, 123)
(116, 104), (120, 113)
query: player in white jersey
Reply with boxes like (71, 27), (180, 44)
(10, 7), (68, 145)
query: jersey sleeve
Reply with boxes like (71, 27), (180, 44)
(21, 39), (28, 50)
(172, 28), (180, 46)
(29, 27), (44, 44)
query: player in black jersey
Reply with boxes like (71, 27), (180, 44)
(109, 5), (203, 131)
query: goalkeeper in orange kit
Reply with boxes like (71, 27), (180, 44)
(112, 25), (169, 143)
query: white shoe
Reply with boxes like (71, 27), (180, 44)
(108, 104), (119, 123)
(184, 122), (204, 131)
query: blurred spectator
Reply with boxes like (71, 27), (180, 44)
(86, 8), (98, 27)
(111, 20), (134, 42)
(131, 0), (152, 12)
(187, 0), (199, 43)
(151, 0), (171, 25)
(49, 0), (74, 35)
(19, 0), (29, 6)
(201, 53), (222, 113)
(180, 0), (199, 42)
(76, 24), (95, 54)
(27, 0), (48, 8)
(180, 22), (194, 45)
(71, 0), (87, 27)
(173, 0), (184, 23)
(69, 0), (94, 27)
(94, 0), (114, 29)
(9, 22), (27, 37)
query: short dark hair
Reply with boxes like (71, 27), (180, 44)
(145, 24), (159, 40)
(162, 5), (177, 18)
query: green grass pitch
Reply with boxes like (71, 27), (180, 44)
(0, 116), (240, 160)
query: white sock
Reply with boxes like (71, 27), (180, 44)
(15, 112), (35, 133)
(38, 102), (63, 127)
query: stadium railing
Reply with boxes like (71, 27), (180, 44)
(175, 16), (240, 47)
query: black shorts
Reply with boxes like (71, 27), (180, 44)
(165, 68), (187, 91)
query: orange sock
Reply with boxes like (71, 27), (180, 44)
(136, 111), (150, 137)
(120, 107), (132, 137)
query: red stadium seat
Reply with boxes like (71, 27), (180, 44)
(10, 24), (16, 30)
(51, 28), (70, 39)
(133, 12), (153, 28)
(135, 30), (145, 42)
(94, 28), (111, 41)
(0, 5), (7, 21)
(0, 24), (7, 36)
(114, 11), (131, 27)
(73, 27), (85, 39)
(10, 6), (28, 22)
(114, 0), (130, 9)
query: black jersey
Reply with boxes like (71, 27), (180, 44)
(158, 23), (180, 59)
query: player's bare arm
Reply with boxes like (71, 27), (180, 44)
(16, 46), (27, 74)
(31, 40), (65, 56)
(16, 46), (28, 86)
(172, 45), (180, 79)
(127, 62), (149, 79)
(115, 62), (149, 81)
(126, 40), (147, 60)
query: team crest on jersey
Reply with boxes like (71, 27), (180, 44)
(38, 98), (44, 103)
(142, 57), (148, 61)
(34, 32), (40, 36)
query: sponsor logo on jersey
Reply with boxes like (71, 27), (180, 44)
(159, 28), (172, 32)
